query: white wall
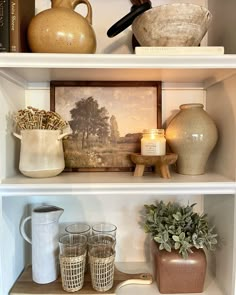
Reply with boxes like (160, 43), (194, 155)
(205, 195), (235, 295)
(206, 74), (236, 180)
(1, 197), (31, 295)
(208, 0), (236, 53)
(0, 76), (25, 179)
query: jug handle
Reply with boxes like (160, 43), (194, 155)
(58, 132), (71, 140)
(202, 9), (212, 27)
(72, 0), (93, 24)
(20, 217), (32, 244)
(13, 132), (22, 140)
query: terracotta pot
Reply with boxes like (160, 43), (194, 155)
(166, 103), (218, 175)
(27, 0), (96, 53)
(151, 241), (207, 293)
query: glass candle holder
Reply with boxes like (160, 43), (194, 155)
(141, 128), (166, 156)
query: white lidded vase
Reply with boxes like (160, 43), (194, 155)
(166, 103), (218, 175)
(20, 205), (64, 284)
(13, 129), (69, 178)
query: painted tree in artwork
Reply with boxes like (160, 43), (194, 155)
(96, 107), (110, 144)
(69, 96), (109, 149)
(110, 115), (120, 144)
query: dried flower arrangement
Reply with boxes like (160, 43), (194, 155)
(14, 106), (68, 130)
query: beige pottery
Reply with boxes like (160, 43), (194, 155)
(132, 3), (212, 46)
(166, 104), (218, 175)
(27, 0), (96, 53)
(13, 129), (69, 178)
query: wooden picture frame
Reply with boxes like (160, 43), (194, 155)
(50, 81), (162, 171)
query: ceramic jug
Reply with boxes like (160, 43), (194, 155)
(27, 0), (96, 53)
(166, 103), (218, 175)
(20, 205), (64, 284)
(13, 129), (69, 178)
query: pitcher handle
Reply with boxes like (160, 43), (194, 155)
(20, 216), (32, 244)
(13, 132), (22, 140)
(72, 0), (93, 24)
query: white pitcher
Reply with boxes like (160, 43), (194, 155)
(20, 205), (64, 284)
(13, 129), (69, 178)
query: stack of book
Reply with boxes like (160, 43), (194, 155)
(0, 0), (35, 52)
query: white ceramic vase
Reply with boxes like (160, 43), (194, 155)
(20, 205), (64, 284)
(166, 103), (218, 175)
(13, 129), (69, 178)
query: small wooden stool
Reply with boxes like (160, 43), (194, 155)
(130, 153), (178, 179)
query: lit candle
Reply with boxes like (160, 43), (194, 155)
(141, 129), (166, 156)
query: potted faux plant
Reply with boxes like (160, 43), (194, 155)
(143, 201), (218, 293)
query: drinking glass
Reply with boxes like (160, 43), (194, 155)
(88, 234), (116, 292)
(65, 223), (91, 272)
(59, 233), (87, 292)
(92, 223), (117, 237)
(65, 223), (91, 236)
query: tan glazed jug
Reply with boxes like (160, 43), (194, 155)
(28, 0), (96, 53)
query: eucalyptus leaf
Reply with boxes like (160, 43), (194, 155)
(173, 235), (179, 242)
(164, 243), (172, 252)
(154, 236), (163, 243)
(163, 231), (169, 242)
(159, 244), (164, 250)
(174, 242), (180, 249)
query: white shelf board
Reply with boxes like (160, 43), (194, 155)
(1, 53), (236, 87)
(0, 172), (235, 196)
(115, 263), (223, 295)
(2, 53), (236, 69)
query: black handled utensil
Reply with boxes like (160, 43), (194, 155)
(107, 1), (152, 38)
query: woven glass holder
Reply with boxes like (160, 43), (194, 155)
(89, 253), (115, 292)
(59, 252), (86, 292)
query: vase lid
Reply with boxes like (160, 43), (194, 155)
(180, 103), (204, 110)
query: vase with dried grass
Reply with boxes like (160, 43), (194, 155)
(13, 106), (70, 178)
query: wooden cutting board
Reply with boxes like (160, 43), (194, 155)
(10, 266), (153, 295)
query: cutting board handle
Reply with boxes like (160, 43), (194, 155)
(116, 273), (153, 289)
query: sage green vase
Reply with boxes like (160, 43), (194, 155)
(166, 103), (218, 175)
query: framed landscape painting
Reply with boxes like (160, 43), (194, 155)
(50, 81), (162, 171)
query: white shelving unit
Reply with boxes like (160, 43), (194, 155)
(1, 0), (236, 294)
(0, 172), (235, 196)
(1, 53), (236, 88)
